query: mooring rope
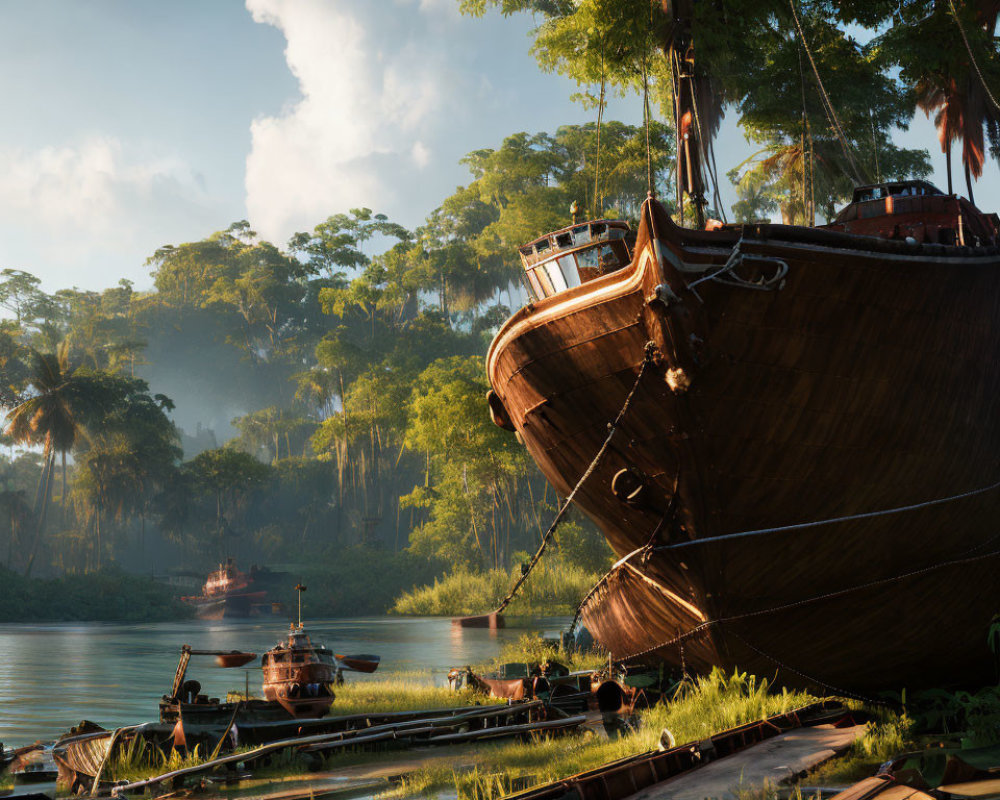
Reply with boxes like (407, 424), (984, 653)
(569, 544), (650, 635)
(494, 348), (653, 615)
(597, 543), (1000, 666)
(654, 475), (1000, 554)
(727, 629), (886, 705)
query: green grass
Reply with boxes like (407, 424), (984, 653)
(105, 738), (225, 783)
(480, 633), (607, 674)
(391, 560), (600, 617)
(732, 780), (821, 800)
(383, 667), (816, 799)
(332, 678), (491, 716)
(807, 709), (912, 785)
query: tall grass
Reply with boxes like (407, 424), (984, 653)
(106, 737), (221, 783)
(808, 710), (912, 784)
(392, 559), (600, 616)
(384, 667), (816, 799)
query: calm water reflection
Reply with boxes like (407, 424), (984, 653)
(0, 616), (569, 746)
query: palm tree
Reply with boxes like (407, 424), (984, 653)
(3, 343), (79, 575)
(75, 433), (143, 571)
(912, 1), (1000, 203)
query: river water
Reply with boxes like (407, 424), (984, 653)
(0, 615), (570, 747)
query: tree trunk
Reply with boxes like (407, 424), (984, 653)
(61, 450), (67, 521)
(946, 137), (954, 195)
(965, 159), (975, 205)
(25, 450), (55, 578)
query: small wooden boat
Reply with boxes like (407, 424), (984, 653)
(162, 588), (381, 729)
(261, 623), (337, 718)
(334, 653), (380, 673)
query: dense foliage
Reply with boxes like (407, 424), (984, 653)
(464, 0), (999, 217)
(3, 0), (979, 614)
(0, 123), (645, 612)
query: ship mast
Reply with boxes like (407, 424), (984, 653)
(664, 0), (708, 229)
(294, 582), (306, 628)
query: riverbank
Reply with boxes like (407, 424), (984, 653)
(0, 547), (595, 623)
(94, 658), (829, 799)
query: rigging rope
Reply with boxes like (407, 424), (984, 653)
(686, 73), (727, 224)
(787, 0), (865, 185)
(671, 48), (685, 227)
(643, 57), (654, 196)
(687, 75), (716, 217)
(948, 0), (1000, 113)
(798, 43), (813, 225)
(494, 350), (652, 614)
(594, 45), (607, 219)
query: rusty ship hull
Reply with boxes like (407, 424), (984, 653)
(486, 198), (1000, 693)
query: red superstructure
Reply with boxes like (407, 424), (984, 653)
(820, 179), (999, 246)
(181, 558), (266, 619)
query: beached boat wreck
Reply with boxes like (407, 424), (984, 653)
(484, 0), (1000, 696)
(487, 179), (1000, 693)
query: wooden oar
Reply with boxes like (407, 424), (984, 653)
(212, 651), (257, 668)
(334, 653), (380, 673)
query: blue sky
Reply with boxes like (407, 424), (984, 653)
(0, 0), (995, 293)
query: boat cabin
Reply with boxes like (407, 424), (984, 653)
(203, 558), (250, 598)
(261, 624), (336, 717)
(822, 179), (1000, 246)
(519, 219), (633, 301)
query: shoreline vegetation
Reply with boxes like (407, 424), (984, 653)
(0, 566), (192, 623)
(392, 558), (601, 617)
(0, 547), (601, 622)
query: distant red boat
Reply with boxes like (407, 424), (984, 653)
(181, 558), (267, 619)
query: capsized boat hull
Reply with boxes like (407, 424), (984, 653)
(487, 199), (1000, 693)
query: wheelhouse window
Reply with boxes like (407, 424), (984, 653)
(519, 219), (631, 301)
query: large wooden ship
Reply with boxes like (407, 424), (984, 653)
(483, 0), (1000, 696)
(486, 182), (1000, 693)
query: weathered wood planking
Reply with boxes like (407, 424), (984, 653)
(487, 198), (1000, 692)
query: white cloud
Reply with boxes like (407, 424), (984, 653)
(0, 137), (219, 288)
(411, 141), (431, 169)
(245, 0), (453, 242)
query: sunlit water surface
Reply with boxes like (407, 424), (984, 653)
(0, 615), (569, 746)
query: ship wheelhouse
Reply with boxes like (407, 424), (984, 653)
(519, 219), (633, 301)
(823, 179), (1000, 246)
